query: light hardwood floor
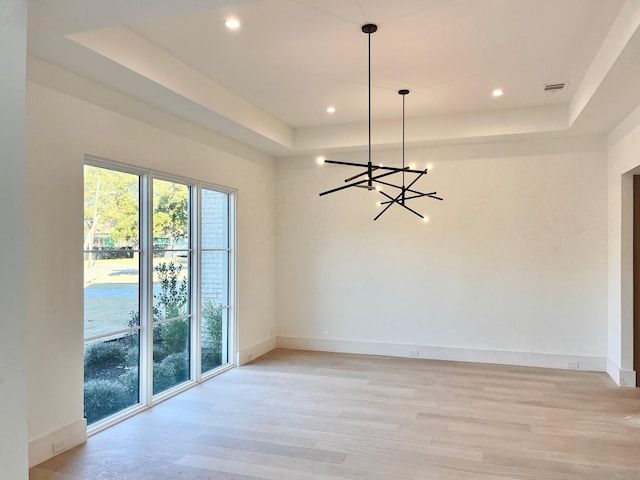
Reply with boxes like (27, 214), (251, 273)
(31, 349), (640, 479)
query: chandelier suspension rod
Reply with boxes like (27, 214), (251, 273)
(402, 91), (406, 203)
(398, 89), (410, 205)
(367, 27), (372, 188)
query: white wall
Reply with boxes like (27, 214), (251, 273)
(25, 82), (277, 465)
(276, 137), (608, 370)
(0, 0), (29, 478)
(607, 103), (640, 386)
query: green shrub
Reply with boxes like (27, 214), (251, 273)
(153, 344), (169, 363)
(152, 351), (189, 395)
(125, 347), (139, 367)
(155, 262), (187, 320)
(85, 341), (126, 370)
(153, 359), (177, 394)
(202, 347), (222, 372)
(162, 352), (190, 384)
(203, 306), (222, 350)
(153, 323), (164, 345)
(163, 319), (189, 354)
(202, 306), (223, 372)
(118, 368), (139, 405)
(84, 379), (129, 424)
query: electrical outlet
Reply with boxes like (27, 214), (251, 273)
(52, 441), (65, 454)
(566, 360), (579, 369)
(408, 349), (419, 358)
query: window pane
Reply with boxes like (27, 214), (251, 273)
(84, 261), (139, 338)
(153, 318), (191, 395)
(201, 251), (228, 308)
(153, 179), (189, 250)
(202, 189), (228, 249)
(84, 332), (140, 425)
(84, 165), (139, 249)
(153, 255), (190, 321)
(202, 308), (228, 373)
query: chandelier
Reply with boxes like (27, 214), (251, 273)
(319, 24), (443, 221)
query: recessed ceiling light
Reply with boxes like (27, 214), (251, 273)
(225, 18), (240, 30)
(492, 88), (504, 97)
(316, 156), (325, 165)
(326, 106), (336, 114)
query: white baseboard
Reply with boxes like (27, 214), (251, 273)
(29, 419), (87, 468)
(237, 336), (276, 366)
(276, 336), (607, 372)
(606, 358), (637, 387)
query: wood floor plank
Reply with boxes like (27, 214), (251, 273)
(32, 349), (640, 480)
(29, 468), (90, 480)
(191, 434), (347, 464)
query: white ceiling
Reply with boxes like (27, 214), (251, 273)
(26, 0), (640, 156)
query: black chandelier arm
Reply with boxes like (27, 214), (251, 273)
(324, 159), (377, 168)
(380, 191), (443, 204)
(374, 189), (405, 221)
(345, 166), (414, 184)
(319, 174), (380, 196)
(405, 168), (428, 190)
(374, 180), (443, 200)
(325, 159), (426, 174)
(416, 192), (444, 201)
(344, 167), (380, 183)
(344, 165), (427, 188)
(319, 167), (417, 197)
(373, 180), (401, 191)
(373, 179), (431, 196)
(319, 179), (369, 196)
(377, 190), (425, 220)
(377, 166), (425, 174)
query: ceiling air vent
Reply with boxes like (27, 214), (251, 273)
(544, 82), (567, 92)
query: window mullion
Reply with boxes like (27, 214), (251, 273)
(192, 184), (202, 382)
(229, 192), (237, 366)
(141, 172), (154, 407)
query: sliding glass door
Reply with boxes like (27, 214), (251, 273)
(83, 161), (234, 427)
